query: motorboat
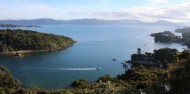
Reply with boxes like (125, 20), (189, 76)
(96, 67), (101, 70)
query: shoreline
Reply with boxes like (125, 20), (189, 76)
(0, 44), (75, 57)
(0, 49), (63, 57)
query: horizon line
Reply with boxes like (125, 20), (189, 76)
(0, 18), (178, 23)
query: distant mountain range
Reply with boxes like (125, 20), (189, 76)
(0, 18), (178, 26)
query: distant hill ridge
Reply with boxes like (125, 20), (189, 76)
(0, 18), (177, 26)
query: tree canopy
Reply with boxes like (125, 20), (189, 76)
(151, 31), (182, 43)
(0, 29), (75, 52)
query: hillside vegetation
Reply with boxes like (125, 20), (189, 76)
(0, 29), (75, 52)
(151, 31), (182, 43)
(175, 27), (190, 47)
(0, 24), (40, 28)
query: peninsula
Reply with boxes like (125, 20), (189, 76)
(150, 27), (190, 48)
(0, 29), (75, 56)
(150, 31), (182, 43)
(0, 24), (41, 28)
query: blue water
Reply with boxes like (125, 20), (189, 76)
(0, 25), (187, 89)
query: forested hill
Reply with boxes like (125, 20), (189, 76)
(0, 24), (41, 28)
(0, 29), (75, 52)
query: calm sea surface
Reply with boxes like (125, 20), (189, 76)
(0, 25), (187, 89)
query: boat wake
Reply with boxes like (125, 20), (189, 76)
(51, 68), (98, 71)
(24, 67), (100, 71)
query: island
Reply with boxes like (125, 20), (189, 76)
(0, 48), (189, 94)
(0, 29), (75, 56)
(150, 31), (182, 43)
(0, 24), (41, 28)
(151, 27), (190, 48)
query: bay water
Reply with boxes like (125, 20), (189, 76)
(0, 25), (186, 89)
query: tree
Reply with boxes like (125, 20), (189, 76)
(71, 79), (88, 88)
(179, 49), (190, 59)
(153, 48), (178, 63)
(117, 65), (167, 93)
(137, 48), (141, 54)
(169, 58), (190, 94)
(96, 74), (112, 82)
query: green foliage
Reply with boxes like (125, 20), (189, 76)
(96, 74), (112, 82)
(169, 57), (190, 94)
(175, 27), (190, 39)
(153, 48), (178, 63)
(0, 29), (75, 52)
(130, 48), (180, 68)
(117, 65), (167, 93)
(137, 48), (141, 54)
(0, 66), (24, 94)
(178, 49), (190, 59)
(175, 27), (190, 47)
(0, 24), (40, 28)
(175, 27), (190, 33)
(151, 31), (181, 43)
(71, 79), (89, 88)
(151, 27), (190, 47)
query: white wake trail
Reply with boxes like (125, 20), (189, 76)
(25, 67), (99, 71)
(58, 68), (97, 70)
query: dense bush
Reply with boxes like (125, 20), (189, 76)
(168, 50), (190, 94)
(153, 48), (178, 63)
(117, 65), (167, 93)
(151, 31), (181, 43)
(71, 79), (89, 88)
(96, 74), (112, 82)
(0, 29), (75, 52)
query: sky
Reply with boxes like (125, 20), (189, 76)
(0, 0), (190, 22)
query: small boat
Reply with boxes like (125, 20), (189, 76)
(112, 59), (116, 61)
(96, 67), (101, 70)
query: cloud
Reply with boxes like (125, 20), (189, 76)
(92, 2), (190, 22)
(0, 0), (190, 22)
